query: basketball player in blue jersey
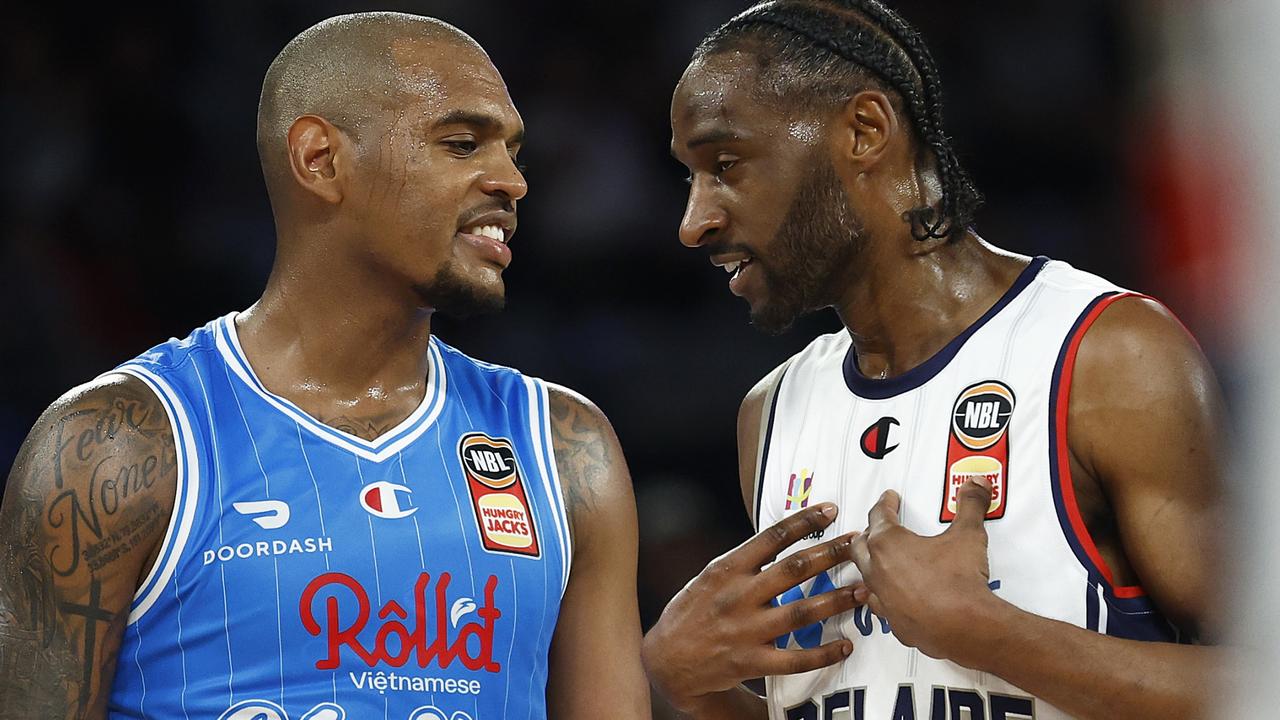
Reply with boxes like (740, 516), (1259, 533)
(0, 12), (649, 720)
(645, 1), (1226, 719)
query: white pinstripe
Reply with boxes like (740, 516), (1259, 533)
(223, 364), (287, 703)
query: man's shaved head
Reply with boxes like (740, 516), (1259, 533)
(256, 12), (485, 193)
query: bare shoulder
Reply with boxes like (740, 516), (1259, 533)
(1070, 295), (1224, 475)
(736, 361), (791, 516)
(545, 383), (634, 550)
(0, 372), (178, 717)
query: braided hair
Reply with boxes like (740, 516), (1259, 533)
(694, 0), (983, 240)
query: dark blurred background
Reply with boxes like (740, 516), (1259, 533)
(1, 0), (1237, 713)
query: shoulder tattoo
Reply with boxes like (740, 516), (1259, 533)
(0, 377), (177, 717)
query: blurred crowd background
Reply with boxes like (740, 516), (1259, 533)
(2, 0), (1269, 715)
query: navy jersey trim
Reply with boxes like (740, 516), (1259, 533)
(841, 256), (1049, 399)
(753, 365), (790, 530)
(1048, 291), (1180, 642)
(114, 364), (201, 624)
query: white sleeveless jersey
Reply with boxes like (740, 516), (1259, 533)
(755, 257), (1186, 720)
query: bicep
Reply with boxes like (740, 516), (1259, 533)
(0, 374), (177, 717)
(545, 385), (649, 719)
(737, 363), (789, 525)
(1069, 297), (1226, 637)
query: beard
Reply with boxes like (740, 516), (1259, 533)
(748, 156), (866, 335)
(414, 258), (506, 319)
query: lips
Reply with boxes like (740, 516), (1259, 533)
(456, 211), (516, 269)
(710, 252), (757, 297)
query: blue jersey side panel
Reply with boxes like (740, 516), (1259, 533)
(107, 314), (572, 720)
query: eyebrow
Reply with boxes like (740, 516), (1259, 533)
(433, 110), (525, 145)
(670, 127), (741, 161)
(685, 127), (738, 150)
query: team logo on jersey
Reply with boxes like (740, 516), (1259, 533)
(457, 433), (541, 558)
(299, 571), (502, 673)
(773, 570), (836, 649)
(360, 481), (418, 519)
(940, 380), (1015, 523)
(408, 708), (472, 720)
(860, 417), (900, 459)
(232, 499), (291, 529)
(784, 469), (814, 510)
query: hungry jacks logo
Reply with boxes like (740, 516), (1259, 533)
(940, 380), (1015, 523)
(458, 433), (541, 558)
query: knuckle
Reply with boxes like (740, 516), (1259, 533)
(783, 552), (812, 578)
(765, 522), (791, 547)
(788, 601), (813, 628)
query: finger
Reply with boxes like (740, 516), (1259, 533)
(849, 532), (871, 571)
(762, 584), (860, 639)
(867, 490), (902, 533)
(863, 590), (886, 618)
(756, 532), (858, 597)
(735, 503), (840, 570)
(949, 477), (993, 531)
(750, 639), (854, 677)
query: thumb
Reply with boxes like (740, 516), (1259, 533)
(950, 477), (993, 530)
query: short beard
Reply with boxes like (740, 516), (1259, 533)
(749, 156), (865, 335)
(414, 258), (506, 319)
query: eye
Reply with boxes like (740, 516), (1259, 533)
(444, 138), (478, 156)
(683, 174), (693, 185)
(715, 156), (738, 175)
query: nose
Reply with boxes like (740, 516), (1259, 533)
(678, 181), (727, 248)
(480, 154), (528, 203)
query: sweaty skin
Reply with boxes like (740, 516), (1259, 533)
(0, 16), (649, 720)
(645, 42), (1225, 720)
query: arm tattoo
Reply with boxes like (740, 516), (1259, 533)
(548, 391), (611, 541)
(0, 377), (176, 718)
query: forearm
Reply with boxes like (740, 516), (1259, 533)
(972, 600), (1218, 720)
(673, 685), (768, 720)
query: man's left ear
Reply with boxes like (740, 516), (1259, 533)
(836, 90), (899, 169)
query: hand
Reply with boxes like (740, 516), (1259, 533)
(849, 478), (1004, 668)
(642, 503), (860, 714)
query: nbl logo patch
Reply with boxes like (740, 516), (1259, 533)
(940, 380), (1015, 523)
(458, 433), (541, 558)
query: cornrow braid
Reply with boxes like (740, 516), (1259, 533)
(695, 0), (983, 240)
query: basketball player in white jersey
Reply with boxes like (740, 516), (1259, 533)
(0, 13), (649, 719)
(645, 1), (1225, 718)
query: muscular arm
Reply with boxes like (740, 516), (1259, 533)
(972, 296), (1226, 718)
(0, 374), (177, 719)
(853, 296), (1227, 719)
(543, 384), (650, 719)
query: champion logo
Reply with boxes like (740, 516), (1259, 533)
(860, 417), (900, 459)
(360, 481), (418, 519)
(232, 500), (291, 529)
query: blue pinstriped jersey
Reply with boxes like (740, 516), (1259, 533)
(105, 313), (572, 720)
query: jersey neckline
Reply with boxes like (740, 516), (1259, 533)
(213, 312), (449, 463)
(841, 256), (1050, 400)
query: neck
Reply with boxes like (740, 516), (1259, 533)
(832, 231), (1029, 380)
(235, 239), (434, 402)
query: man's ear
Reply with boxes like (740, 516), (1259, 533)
(286, 115), (346, 204)
(834, 90), (899, 170)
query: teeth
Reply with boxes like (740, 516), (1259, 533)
(724, 261), (741, 274)
(466, 225), (506, 243)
